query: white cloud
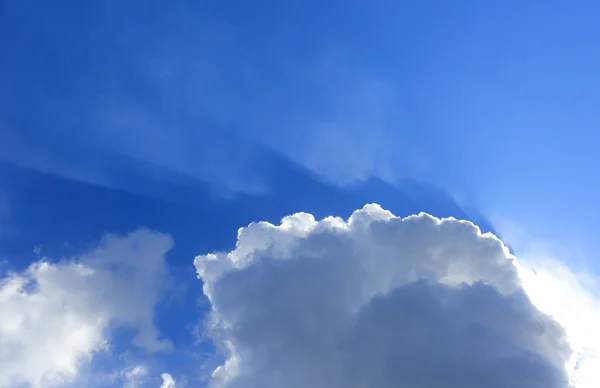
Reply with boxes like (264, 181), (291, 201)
(122, 365), (148, 388)
(159, 373), (176, 388)
(195, 204), (596, 388)
(0, 229), (174, 388)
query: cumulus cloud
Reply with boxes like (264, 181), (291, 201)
(195, 204), (582, 388)
(160, 373), (176, 388)
(0, 229), (173, 388)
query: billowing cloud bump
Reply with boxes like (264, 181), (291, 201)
(195, 204), (572, 388)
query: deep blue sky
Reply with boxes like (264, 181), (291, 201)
(1, 1), (599, 385)
(2, 0), (598, 262)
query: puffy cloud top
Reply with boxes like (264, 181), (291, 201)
(195, 204), (573, 388)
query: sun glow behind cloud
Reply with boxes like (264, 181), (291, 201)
(518, 260), (600, 387)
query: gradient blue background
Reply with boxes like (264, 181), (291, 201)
(1, 1), (598, 384)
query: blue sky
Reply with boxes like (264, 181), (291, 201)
(1, 1), (600, 387)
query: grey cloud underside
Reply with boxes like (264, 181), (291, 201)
(195, 205), (572, 388)
(343, 282), (567, 388)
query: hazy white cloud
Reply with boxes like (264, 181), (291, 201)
(159, 373), (176, 388)
(122, 365), (148, 388)
(0, 229), (174, 388)
(195, 204), (594, 388)
(281, 69), (401, 186)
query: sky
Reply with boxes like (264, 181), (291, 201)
(1, 1), (599, 387)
